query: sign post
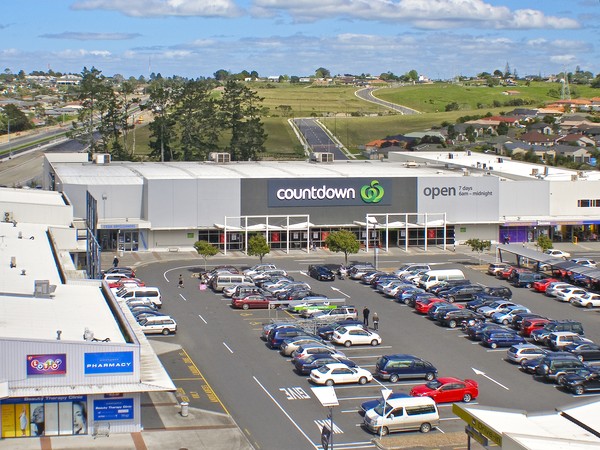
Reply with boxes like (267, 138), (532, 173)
(379, 388), (392, 440)
(311, 386), (339, 450)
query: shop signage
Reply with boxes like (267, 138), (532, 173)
(268, 179), (391, 207)
(3, 396), (85, 404)
(93, 398), (134, 421)
(84, 351), (134, 375)
(27, 354), (67, 376)
(453, 404), (502, 446)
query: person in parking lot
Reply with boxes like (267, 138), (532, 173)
(179, 274), (184, 288)
(363, 306), (370, 326)
(372, 312), (379, 330)
(113, 256), (119, 267)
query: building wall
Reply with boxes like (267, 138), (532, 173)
(59, 183), (144, 221)
(148, 229), (198, 248)
(454, 223), (498, 243)
(498, 180), (549, 218)
(549, 180), (600, 216)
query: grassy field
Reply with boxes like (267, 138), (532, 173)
(127, 81), (599, 158)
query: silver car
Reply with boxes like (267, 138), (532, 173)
(506, 343), (549, 364)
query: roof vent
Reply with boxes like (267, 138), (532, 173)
(92, 153), (111, 164)
(310, 152), (334, 163)
(34, 280), (57, 297)
(209, 152), (231, 163)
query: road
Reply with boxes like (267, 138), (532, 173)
(293, 118), (350, 160)
(136, 252), (600, 450)
(355, 88), (420, 115)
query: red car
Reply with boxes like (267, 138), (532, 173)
(231, 294), (274, 310)
(108, 278), (145, 289)
(410, 377), (478, 403)
(415, 298), (446, 314)
(520, 317), (550, 337)
(532, 278), (559, 293)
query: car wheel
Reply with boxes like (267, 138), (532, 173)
(586, 303), (593, 309)
(425, 372), (435, 381)
(420, 423), (432, 433)
(161, 328), (170, 336)
(242, 303), (249, 310)
(490, 342), (498, 349)
(269, 304), (276, 309)
(403, 298), (410, 305)
(577, 355), (584, 362)
(389, 374), (399, 383)
(371, 339), (379, 346)
(380, 426), (389, 436)
(526, 283), (532, 288)
(358, 376), (368, 385)
(325, 379), (334, 386)
(574, 385), (585, 395)
(448, 296), (455, 303)
(463, 393), (473, 402)
(502, 319), (509, 326)
(344, 341), (352, 347)
(557, 374), (566, 385)
(448, 320), (457, 328)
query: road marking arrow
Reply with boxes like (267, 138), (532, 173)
(331, 286), (351, 298)
(472, 368), (509, 390)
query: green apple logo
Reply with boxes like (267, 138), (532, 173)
(361, 180), (385, 203)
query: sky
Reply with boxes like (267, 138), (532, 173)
(2, 0), (600, 80)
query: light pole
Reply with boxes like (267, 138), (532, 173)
(7, 117), (11, 159)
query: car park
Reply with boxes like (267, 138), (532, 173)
(294, 354), (356, 375)
(331, 325), (382, 347)
(563, 342), (600, 362)
(491, 305), (531, 326)
(308, 265), (336, 281)
(374, 354), (438, 382)
(487, 262), (511, 276)
(410, 377), (479, 403)
(441, 285), (485, 303)
(309, 363), (373, 385)
(363, 396), (439, 436)
(547, 332), (592, 351)
(279, 336), (331, 356)
(437, 309), (483, 328)
(506, 344), (550, 364)
(530, 320), (585, 345)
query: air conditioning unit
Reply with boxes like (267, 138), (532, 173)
(531, 168), (539, 176)
(310, 152), (334, 163)
(3, 211), (13, 222)
(34, 280), (57, 298)
(209, 152), (231, 163)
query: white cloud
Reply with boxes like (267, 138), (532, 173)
(72, 0), (242, 18)
(251, 0), (580, 30)
(550, 54), (577, 64)
(54, 49), (112, 59)
(40, 32), (141, 41)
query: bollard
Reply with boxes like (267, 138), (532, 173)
(180, 402), (189, 417)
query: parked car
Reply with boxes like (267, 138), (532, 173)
(410, 377), (478, 403)
(309, 306), (358, 322)
(414, 298), (447, 314)
(279, 336), (331, 356)
(294, 354), (356, 375)
(243, 263), (276, 277)
(138, 315), (177, 335)
(481, 329), (525, 349)
(487, 262), (511, 276)
(545, 282), (574, 297)
(374, 354), (438, 382)
(531, 320), (584, 345)
(103, 266), (135, 278)
(437, 309), (484, 328)
(295, 302), (335, 316)
(292, 344), (346, 361)
(547, 332), (592, 351)
(532, 278), (560, 293)
(348, 264), (376, 280)
(520, 317), (551, 337)
(544, 249), (571, 259)
(477, 300), (517, 318)
(267, 327), (306, 349)
(560, 369), (600, 395)
(506, 344), (550, 364)
(570, 258), (597, 268)
(510, 312), (542, 331)
(441, 285), (485, 303)
(394, 263), (432, 277)
(308, 265), (336, 281)
(331, 325), (382, 347)
(466, 322), (506, 341)
(429, 279), (471, 295)
(427, 302), (462, 320)
(509, 272), (544, 288)
(231, 294), (273, 310)
(360, 392), (410, 415)
(363, 396), (439, 436)
(535, 355), (588, 383)
(317, 319), (364, 341)
(563, 342), (600, 362)
(491, 305), (531, 326)
(555, 287), (588, 303)
(309, 363), (373, 385)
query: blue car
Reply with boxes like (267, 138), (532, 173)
(360, 392), (410, 414)
(481, 329), (525, 349)
(395, 286), (424, 304)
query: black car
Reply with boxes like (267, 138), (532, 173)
(294, 354), (356, 375)
(374, 354), (438, 382)
(466, 323), (505, 341)
(466, 296), (503, 311)
(481, 286), (512, 299)
(430, 279), (471, 295)
(519, 351), (576, 374)
(308, 265), (336, 281)
(563, 343), (600, 362)
(441, 285), (485, 303)
(510, 313), (543, 331)
(438, 309), (484, 328)
(317, 319), (364, 340)
(560, 369), (600, 395)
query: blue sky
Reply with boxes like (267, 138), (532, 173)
(2, 0), (600, 79)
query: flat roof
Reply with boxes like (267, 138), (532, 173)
(0, 221), (125, 343)
(0, 187), (67, 206)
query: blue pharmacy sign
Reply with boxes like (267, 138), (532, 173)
(84, 351), (134, 375)
(93, 398), (134, 421)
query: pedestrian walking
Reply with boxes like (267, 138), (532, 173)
(178, 274), (184, 288)
(363, 306), (370, 327)
(112, 256), (119, 268)
(372, 312), (379, 331)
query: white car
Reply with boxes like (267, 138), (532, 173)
(331, 325), (382, 347)
(222, 282), (256, 297)
(571, 258), (597, 268)
(544, 249), (571, 259)
(571, 293), (600, 309)
(555, 287), (587, 303)
(545, 282), (574, 297)
(309, 363), (373, 386)
(477, 300), (516, 318)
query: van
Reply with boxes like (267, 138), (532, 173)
(363, 396), (439, 436)
(510, 272), (544, 288)
(211, 274), (254, 292)
(417, 269), (465, 290)
(138, 316), (177, 335)
(374, 354), (438, 382)
(118, 287), (162, 308)
(547, 332), (592, 351)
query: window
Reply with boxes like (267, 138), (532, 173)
(406, 405), (436, 416)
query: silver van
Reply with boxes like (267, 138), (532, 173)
(211, 274), (254, 292)
(364, 396), (439, 436)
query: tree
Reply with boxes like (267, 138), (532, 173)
(325, 230), (360, 265)
(315, 67), (330, 78)
(214, 69), (230, 81)
(445, 102), (459, 112)
(465, 125), (476, 142)
(220, 80), (267, 161)
(194, 240), (219, 270)
(537, 235), (553, 252)
(465, 238), (492, 264)
(247, 234), (270, 263)
(406, 69), (419, 82)
(143, 78), (179, 161)
(1, 104), (33, 134)
(497, 122), (509, 135)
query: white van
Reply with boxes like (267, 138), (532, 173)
(117, 287), (162, 308)
(363, 396), (439, 436)
(211, 274), (254, 292)
(418, 269), (465, 290)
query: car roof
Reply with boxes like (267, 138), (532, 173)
(435, 377), (464, 384)
(323, 363), (352, 370)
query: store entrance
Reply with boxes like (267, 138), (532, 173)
(98, 230), (139, 252)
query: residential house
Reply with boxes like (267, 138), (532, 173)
(363, 139), (402, 159)
(504, 142), (555, 161)
(528, 123), (553, 135)
(553, 144), (592, 163)
(519, 130), (556, 147)
(464, 119), (499, 136)
(556, 133), (596, 147)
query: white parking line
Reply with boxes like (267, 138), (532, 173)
(222, 342), (234, 354)
(198, 314), (207, 324)
(179, 293), (187, 301)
